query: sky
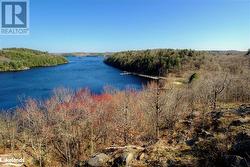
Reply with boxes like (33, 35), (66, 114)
(0, 0), (250, 52)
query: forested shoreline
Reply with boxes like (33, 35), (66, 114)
(104, 49), (204, 76)
(0, 48), (68, 72)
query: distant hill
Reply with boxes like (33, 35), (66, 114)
(104, 49), (247, 77)
(202, 50), (246, 56)
(0, 48), (68, 72)
(55, 52), (114, 57)
(104, 49), (203, 76)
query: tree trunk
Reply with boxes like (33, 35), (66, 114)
(213, 91), (217, 111)
(156, 80), (160, 138)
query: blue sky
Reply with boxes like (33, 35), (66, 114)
(1, 0), (250, 52)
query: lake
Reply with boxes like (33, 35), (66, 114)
(0, 56), (148, 110)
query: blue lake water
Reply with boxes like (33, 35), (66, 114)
(0, 56), (148, 110)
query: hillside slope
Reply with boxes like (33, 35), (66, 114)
(104, 49), (203, 76)
(0, 48), (68, 72)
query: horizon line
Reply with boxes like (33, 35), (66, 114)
(1, 47), (249, 54)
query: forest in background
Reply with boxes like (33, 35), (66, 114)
(104, 49), (247, 77)
(0, 48), (68, 72)
(104, 49), (203, 76)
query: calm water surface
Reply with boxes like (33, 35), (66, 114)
(0, 56), (148, 110)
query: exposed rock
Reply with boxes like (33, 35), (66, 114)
(125, 152), (134, 165)
(112, 156), (125, 167)
(229, 119), (248, 127)
(199, 129), (213, 138)
(237, 105), (250, 115)
(112, 150), (137, 167)
(138, 152), (145, 160)
(87, 153), (110, 167)
(102, 145), (144, 167)
(211, 111), (224, 119)
(84, 140), (197, 167)
(223, 155), (249, 167)
(83, 106), (250, 167)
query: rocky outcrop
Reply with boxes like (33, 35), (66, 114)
(82, 146), (145, 167)
(107, 146), (144, 167)
(82, 105), (250, 167)
(229, 119), (249, 127)
(236, 105), (250, 115)
(87, 153), (110, 167)
(82, 140), (198, 167)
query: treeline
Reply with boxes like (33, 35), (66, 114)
(0, 48), (68, 71)
(104, 49), (203, 76)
